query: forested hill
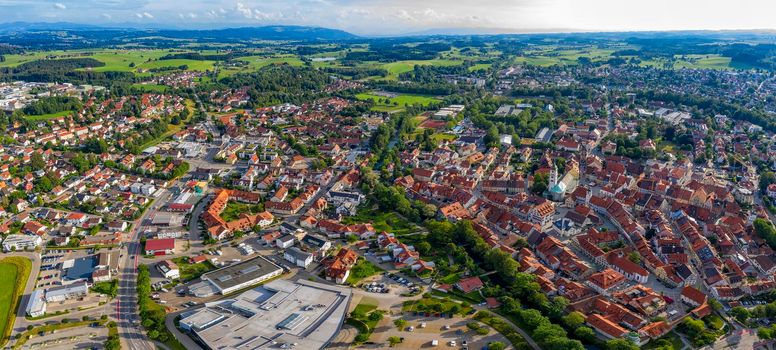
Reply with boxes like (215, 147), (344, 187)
(0, 24), (358, 49)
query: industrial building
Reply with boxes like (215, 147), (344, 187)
(179, 279), (352, 350)
(200, 255), (283, 295)
(44, 282), (89, 302)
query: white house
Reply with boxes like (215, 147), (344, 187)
(157, 260), (180, 280)
(283, 247), (313, 269)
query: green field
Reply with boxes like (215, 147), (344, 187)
(640, 54), (741, 70)
(220, 201), (265, 223)
(341, 207), (419, 235)
(0, 257), (32, 347)
(218, 55), (305, 78)
(355, 92), (441, 110)
(468, 63), (492, 71)
(380, 59), (463, 80)
(402, 295), (473, 316)
(131, 83), (170, 93)
(171, 257), (216, 281)
(24, 110), (73, 121)
(0, 49), (216, 75)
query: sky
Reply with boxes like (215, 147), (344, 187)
(1, 0), (775, 35)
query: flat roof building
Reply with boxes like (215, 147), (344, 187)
(180, 279), (352, 350)
(200, 255), (283, 295)
(26, 289), (46, 317)
(44, 281), (88, 303)
(2, 234), (42, 252)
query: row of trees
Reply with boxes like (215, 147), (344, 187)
(136, 265), (180, 344)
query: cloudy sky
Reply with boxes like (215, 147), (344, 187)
(1, 0), (775, 35)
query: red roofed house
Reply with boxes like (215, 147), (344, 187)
(455, 276), (484, 294)
(145, 238), (175, 255)
(681, 286), (706, 307)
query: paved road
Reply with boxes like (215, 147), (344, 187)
(6, 252), (41, 348)
(116, 189), (172, 350)
(165, 308), (205, 350)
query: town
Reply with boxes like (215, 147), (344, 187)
(0, 21), (775, 350)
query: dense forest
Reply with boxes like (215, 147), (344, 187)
(216, 65), (331, 107)
(22, 96), (82, 116)
(342, 42), (451, 62)
(0, 58), (135, 86)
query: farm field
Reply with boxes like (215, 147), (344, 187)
(640, 54), (741, 70)
(0, 49), (217, 75)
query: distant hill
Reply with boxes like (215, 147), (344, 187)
(155, 26), (358, 41)
(0, 23), (358, 42)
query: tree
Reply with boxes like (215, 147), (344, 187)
(708, 298), (722, 311)
(563, 311), (586, 330)
(368, 311), (384, 322)
(531, 172), (549, 195)
(574, 326), (596, 343)
(393, 318), (407, 330)
(488, 342), (506, 350)
(680, 318), (706, 337)
(30, 152), (45, 171)
(605, 338), (639, 350)
(416, 241), (431, 255)
(730, 306), (751, 324)
(758, 327), (773, 340)
(760, 172), (776, 193)
(627, 251), (641, 264)
(484, 125), (500, 147)
(388, 336), (402, 347)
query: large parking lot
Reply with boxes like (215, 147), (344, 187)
(37, 248), (101, 289)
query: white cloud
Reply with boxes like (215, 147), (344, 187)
(142, 11), (153, 18)
(53, 2), (66, 10)
(101, 13), (112, 19)
(236, 2), (253, 18)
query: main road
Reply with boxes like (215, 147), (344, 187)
(116, 188), (173, 350)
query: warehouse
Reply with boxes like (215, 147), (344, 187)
(180, 279), (352, 350)
(200, 255), (282, 295)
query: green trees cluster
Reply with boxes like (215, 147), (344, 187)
(136, 265), (179, 345)
(677, 317), (720, 347)
(22, 96), (82, 116)
(104, 321), (120, 350)
(754, 219), (776, 251)
(219, 65), (330, 107)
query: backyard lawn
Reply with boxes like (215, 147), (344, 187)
(341, 207), (419, 235)
(171, 257), (217, 281)
(346, 258), (382, 285)
(220, 201), (265, 223)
